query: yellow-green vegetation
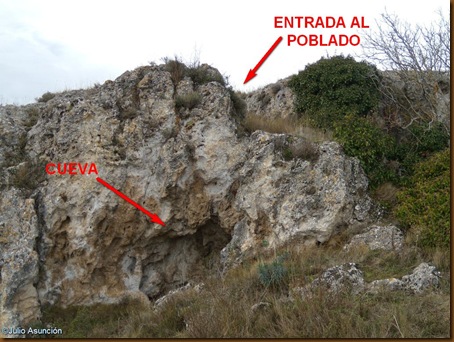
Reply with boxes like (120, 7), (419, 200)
(243, 113), (297, 135)
(285, 55), (449, 254)
(333, 114), (395, 186)
(288, 55), (449, 188)
(36, 243), (449, 338)
(394, 148), (450, 248)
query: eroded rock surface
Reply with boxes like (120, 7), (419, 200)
(0, 190), (41, 328)
(343, 224), (404, 252)
(0, 63), (375, 325)
(244, 77), (295, 119)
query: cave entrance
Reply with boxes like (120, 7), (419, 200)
(193, 217), (231, 272)
(139, 216), (232, 300)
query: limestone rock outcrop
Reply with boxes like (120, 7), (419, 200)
(0, 63), (375, 327)
(244, 77), (295, 119)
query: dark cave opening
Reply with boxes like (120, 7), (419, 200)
(139, 216), (232, 301)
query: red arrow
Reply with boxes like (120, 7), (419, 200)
(244, 36), (283, 84)
(96, 177), (166, 226)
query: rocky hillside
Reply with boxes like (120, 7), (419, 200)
(0, 62), (447, 337)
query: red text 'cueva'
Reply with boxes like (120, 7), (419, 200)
(45, 163), (99, 175)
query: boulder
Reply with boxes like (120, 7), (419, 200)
(401, 263), (441, 293)
(294, 263), (365, 299)
(343, 224), (404, 252)
(365, 263), (441, 294)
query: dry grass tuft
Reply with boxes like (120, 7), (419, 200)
(242, 113), (297, 135)
(175, 92), (201, 110)
(374, 182), (399, 203)
(289, 140), (319, 162)
(242, 113), (332, 142)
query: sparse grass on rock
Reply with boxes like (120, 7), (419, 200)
(175, 92), (201, 110)
(242, 113), (332, 143)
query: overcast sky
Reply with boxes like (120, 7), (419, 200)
(0, 0), (449, 105)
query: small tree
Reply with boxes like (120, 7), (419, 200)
(361, 10), (450, 132)
(289, 55), (381, 129)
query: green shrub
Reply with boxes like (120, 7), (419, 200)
(164, 57), (226, 87)
(333, 114), (396, 186)
(406, 122), (450, 154)
(289, 55), (381, 129)
(186, 64), (226, 86)
(36, 91), (55, 103)
(282, 147), (293, 161)
(394, 148), (450, 248)
(228, 88), (247, 118)
(386, 122), (450, 182)
(175, 92), (201, 110)
(258, 255), (288, 289)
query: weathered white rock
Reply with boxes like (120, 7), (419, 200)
(401, 263), (441, 293)
(295, 262), (442, 298)
(365, 264), (441, 294)
(294, 263), (365, 299)
(221, 136), (372, 267)
(244, 77), (295, 120)
(154, 282), (204, 309)
(343, 224), (404, 252)
(365, 278), (404, 294)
